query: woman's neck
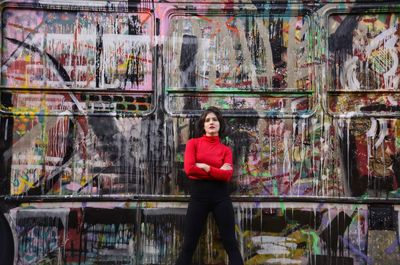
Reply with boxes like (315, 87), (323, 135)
(202, 135), (220, 143)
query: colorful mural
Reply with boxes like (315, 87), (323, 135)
(0, 0), (400, 264)
(9, 202), (400, 265)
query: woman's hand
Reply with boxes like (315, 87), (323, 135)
(196, 163), (210, 172)
(195, 163), (232, 173)
(220, 163), (232, 170)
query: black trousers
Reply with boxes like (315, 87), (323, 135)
(176, 180), (244, 265)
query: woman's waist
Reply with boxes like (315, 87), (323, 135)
(189, 179), (229, 196)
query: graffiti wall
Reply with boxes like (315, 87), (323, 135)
(0, 0), (400, 264)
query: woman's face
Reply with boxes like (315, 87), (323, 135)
(204, 112), (220, 136)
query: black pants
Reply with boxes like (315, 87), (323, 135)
(176, 180), (244, 265)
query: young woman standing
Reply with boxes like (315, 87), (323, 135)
(175, 107), (244, 265)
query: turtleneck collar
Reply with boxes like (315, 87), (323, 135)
(202, 135), (220, 143)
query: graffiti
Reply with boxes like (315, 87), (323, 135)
(328, 12), (400, 116)
(12, 207), (138, 264)
(15, 209), (69, 264)
(0, 0), (400, 265)
(166, 12), (312, 90)
(1, 7), (153, 90)
(9, 202), (400, 265)
(1, 6), (154, 118)
(165, 9), (315, 116)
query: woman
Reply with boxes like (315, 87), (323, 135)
(176, 107), (244, 265)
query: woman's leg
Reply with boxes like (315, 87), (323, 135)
(175, 198), (209, 265)
(212, 198), (244, 265)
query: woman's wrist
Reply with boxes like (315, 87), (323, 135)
(196, 163), (210, 172)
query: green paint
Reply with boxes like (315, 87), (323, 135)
(176, 153), (183, 162)
(273, 179), (286, 214)
(390, 188), (400, 196)
(396, 138), (400, 149)
(261, 172), (272, 177)
(12, 178), (19, 187)
(279, 201), (286, 215)
(361, 193), (369, 200)
(272, 179), (279, 196)
(301, 229), (321, 255)
(166, 88), (313, 96)
(215, 98), (230, 109)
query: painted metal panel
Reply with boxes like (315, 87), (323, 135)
(164, 6), (316, 117)
(0, 1), (399, 265)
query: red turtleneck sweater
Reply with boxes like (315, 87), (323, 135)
(184, 135), (233, 182)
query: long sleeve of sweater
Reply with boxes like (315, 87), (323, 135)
(184, 139), (210, 177)
(208, 149), (233, 182)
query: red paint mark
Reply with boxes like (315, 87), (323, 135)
(7, 22), (36, 32)
(362, 18), (377, 24)
(225, 17), (239, 35)
(198, 15), (213, 23)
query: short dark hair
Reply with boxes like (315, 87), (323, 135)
(195, 106), (229, 138)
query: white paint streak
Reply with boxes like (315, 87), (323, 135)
(266, 258), (302, 264)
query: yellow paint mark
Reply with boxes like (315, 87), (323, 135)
(19, 176), (35, 188)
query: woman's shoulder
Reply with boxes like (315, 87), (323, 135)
(186, 137), (200, 145)
(220, 142), (232, 152)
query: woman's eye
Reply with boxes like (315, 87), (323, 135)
(205, 117), (217, 122)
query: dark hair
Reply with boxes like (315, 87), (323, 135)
(195, 106), (229, 138)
